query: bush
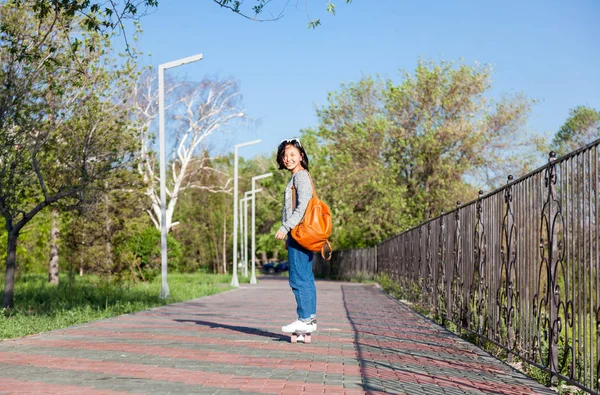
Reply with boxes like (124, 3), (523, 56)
(116, 225), (182, 281)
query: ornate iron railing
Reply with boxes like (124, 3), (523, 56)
(315, 139), (600, 393)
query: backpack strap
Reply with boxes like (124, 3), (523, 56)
(321, 241), (332, 260)
(291, 171), (317, 211)
(306, 172), (317, 199)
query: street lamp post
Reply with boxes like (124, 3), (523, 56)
(231, 140), (261, 287)
(240, 188), (262, 276)
(243, 194), (248, 276)
(158, 53), (203, 299)
(250, 173), (273, 284)
(239, 196), (244, 275)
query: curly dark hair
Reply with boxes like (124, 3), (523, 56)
(276, 139), (309, 171)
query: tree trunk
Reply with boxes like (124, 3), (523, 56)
(68, 214), (73, 291)
(105, 190), (113, 269)
(210, 232), (219, 274)
(79, 228), (85, 276)
(3, 231), (18, 308)
(260, 251), (268, 265)
(222, 215), (227, 274)
(48, 208), (60, 285)
(273, 249), (279, 261)
(206, 217), (219, 274)
(69, 246), (73, 293)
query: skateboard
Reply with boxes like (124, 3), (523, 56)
(290, 331), (312, 343)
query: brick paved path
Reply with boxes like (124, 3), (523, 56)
(0, 277), (554, 394)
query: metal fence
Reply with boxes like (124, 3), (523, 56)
(314, 140), (600, 394)
(313, 247), (377, 280)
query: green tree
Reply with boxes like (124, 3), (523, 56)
(60, 174), (149, 281)
(0, 3), (140, 308)
(552, 106), (600, 155)
(174, 153), (233, 273)
(384, 60), (532, 215)
(309, 78), (410, 248)
(311, 60), (534, 248)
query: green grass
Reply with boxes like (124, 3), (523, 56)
(348, 272), (375, 283)
(0, 272), (249, 340)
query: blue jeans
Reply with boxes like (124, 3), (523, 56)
(287, 235), (316, 320)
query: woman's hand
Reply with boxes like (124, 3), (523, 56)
(275, 230), (286, 240)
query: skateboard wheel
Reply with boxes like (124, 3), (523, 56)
(290, 332), (312, 343)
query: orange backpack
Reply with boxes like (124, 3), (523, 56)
(291, 174), (332, 260)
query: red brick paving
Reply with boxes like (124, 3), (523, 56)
(89, 320), (482, 358)
(0, 352), (365, 394)
(56, 329), (362, 358)
(0, 378), (140, 394)
(23, 337), (507, 377)
(18, 338), (363, 375)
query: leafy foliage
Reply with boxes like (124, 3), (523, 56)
(118, 225), (181, 280)
(552, 106), (600, 155)
(0, 213), (52, 274)
(173, 154), (233, 273)
(12, 0), (158, 51)
(309, 60), (534, 248)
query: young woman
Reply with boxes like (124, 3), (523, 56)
(275, 138), (317, 334)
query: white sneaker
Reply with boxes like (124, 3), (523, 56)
(282, 320), (316, 333)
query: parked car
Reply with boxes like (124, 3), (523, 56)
(261, 261), (289, 274)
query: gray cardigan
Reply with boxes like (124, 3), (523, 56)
(278, 170), (313, 235)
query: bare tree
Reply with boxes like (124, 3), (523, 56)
(132, 73), (245, 233)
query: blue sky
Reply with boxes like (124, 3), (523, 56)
(131, 0), (600, 160)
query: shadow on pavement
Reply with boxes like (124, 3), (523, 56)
(341, 285), (489, 395)
(174, 319), (289, 342)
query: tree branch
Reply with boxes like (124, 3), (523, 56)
(15, 187), (82, 233)
(31, 154), (49, 200)
(211, 0), (286, 22)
